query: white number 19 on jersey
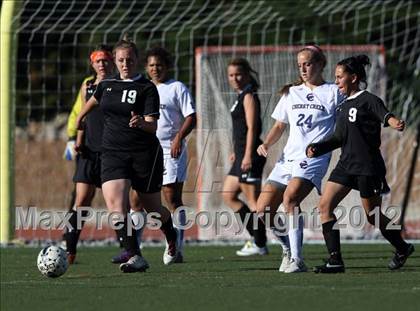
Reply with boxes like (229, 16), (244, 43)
(348, 107), (357, 122)
(121, 90), (137, 104)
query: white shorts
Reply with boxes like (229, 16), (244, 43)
(162, 146), (188, 186)
(266, 155), (331, 195)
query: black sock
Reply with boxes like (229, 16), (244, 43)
(115, 218), (140, 256)
(160, 216), (177, 243)
(253, 214), (267, 248)
(379, 214), (408, 253)
(65, 210), (87, 254)
(238, 204), (267, 248)
(322, 219), (341, 256)
(238, 204), (254, 237)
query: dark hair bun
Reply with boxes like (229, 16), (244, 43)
(354, 54), (370, 67)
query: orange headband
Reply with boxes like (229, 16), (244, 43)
(90, 50), (113, 63)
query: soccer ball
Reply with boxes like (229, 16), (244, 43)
(37, 245), (68, 278)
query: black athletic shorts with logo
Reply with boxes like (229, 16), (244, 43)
(228, 152), (266, 184)
(73, 149), (102, 188)
(328, 163), (390, 198)
(101, 146), (163, 193)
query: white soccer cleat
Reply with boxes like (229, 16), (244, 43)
(163, 229), (179, 265)
(284, 258), (308, 273)
(119, 255), (149, 273)
(278, 250), (291, 272)
(236, 241), (268, 256)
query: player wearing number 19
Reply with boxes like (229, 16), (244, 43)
(255, 45), (344, 273)
(76, 39), (178, 273)
(307, 55), (414, 273)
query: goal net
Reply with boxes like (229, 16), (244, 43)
(5, 0), (419, 243)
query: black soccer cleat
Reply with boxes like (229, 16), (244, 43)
(388, 243), (414, 270)
(119, 255), (149, 273)
(314, 253), (345, 273)
(111, 250), (131, 264)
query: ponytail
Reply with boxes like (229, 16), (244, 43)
(337, 54), (371, 89)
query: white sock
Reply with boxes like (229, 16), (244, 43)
(288, 214), (304, 261)
(271, 227), (290, 253)
(130, 209), (146, 248)
(270, 214), (290, 254)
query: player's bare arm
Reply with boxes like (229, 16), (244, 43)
(257, 121), (287, 157)
(242, 93), (257, 170)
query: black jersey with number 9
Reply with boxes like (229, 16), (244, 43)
(93, 74), (160, 152)
(335, 90), (392, 175)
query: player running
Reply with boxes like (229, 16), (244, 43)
(307, 54), (414, 273)
(256, 45), (344, 273)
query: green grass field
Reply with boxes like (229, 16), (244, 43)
(1, 244), (419, 311)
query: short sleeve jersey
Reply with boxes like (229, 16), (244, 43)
(334, 90), (391, 175)
(271, 83), (344, 160)
(155, 79), (195, 148)
(230, 84), (263, 155)
(93, 74), (160, 152)
(84, 79), (103, 152)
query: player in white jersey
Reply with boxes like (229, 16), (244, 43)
(130, 47), (196, 263)
(256, 45), (344, 273)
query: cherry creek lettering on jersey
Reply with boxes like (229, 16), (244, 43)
(292, 103), (326, 111)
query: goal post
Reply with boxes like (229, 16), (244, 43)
(0, 1), (21, 243)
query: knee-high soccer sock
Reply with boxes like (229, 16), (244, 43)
(288, 214), (304, 261)
(115, 217), (140, 256)
(379, 213), (409, 253)
(253, 214), (267, 248)
(130, 209), (147, 248)
(65, 208), (88, 255)
(172, 208), (186, 254)
(237, 203), (266, 247)
(62, 188), (77, 242)
(238, 204), (254, 237)
(160, 215), (177, 244)
(322, 219), (341, 257)
(271, 215), (290, 253)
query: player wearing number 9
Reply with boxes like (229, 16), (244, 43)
(255, 45), (344, 273)
(307, 55), (414, 273)
(75, 39), (179, 272)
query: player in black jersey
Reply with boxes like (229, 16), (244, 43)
(222, 58), (268, 256)
(307, 55), (414, 273)
(76, 39), (179, 273)
(64, 45), (114, 264)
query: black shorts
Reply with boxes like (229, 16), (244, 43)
(101, 146), (163, 193)
(228, 153), (266, 184)
(328, 165), (390, 198)
(73, 150), (102, 188)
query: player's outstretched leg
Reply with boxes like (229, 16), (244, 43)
(362, 195), (415, 270)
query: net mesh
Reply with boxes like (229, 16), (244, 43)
(8, 0), (420, 241)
